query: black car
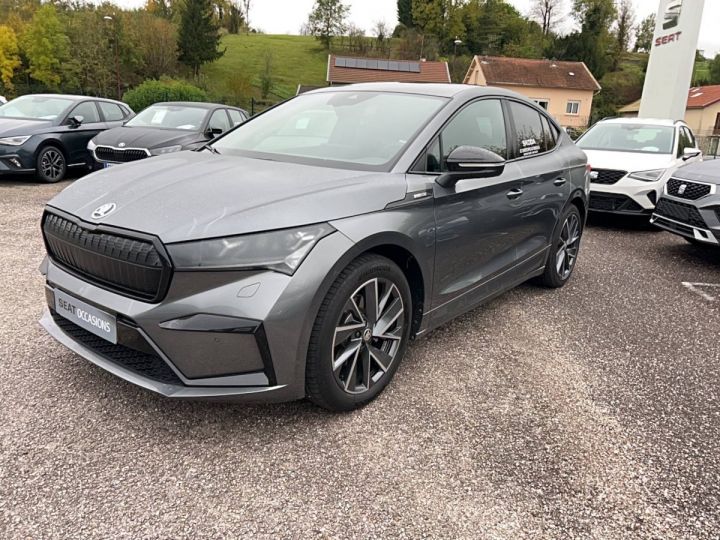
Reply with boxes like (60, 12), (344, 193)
(89, 102), (248, 166)
(0, 94), (133, 182)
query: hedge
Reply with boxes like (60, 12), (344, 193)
(122, 78), (209, 112)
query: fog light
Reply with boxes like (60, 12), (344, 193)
(9, 158), (21, 168)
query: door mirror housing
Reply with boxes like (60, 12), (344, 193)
(682, 147), (701, 160)
(436, 146), (506, 188)
(68, 115), (84, 128)
(205, 127), (223, 138)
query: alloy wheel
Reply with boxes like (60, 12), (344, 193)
(556, 212), (581, 280)
(40, 149), (65, 181)
(331, 278), (405, 395)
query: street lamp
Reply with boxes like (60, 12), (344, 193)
(103, 15), (121, 99)
(453, 38), (463, 57)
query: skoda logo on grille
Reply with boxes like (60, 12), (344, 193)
(118, 142), (126, 148)
(589, 171), (599, 180)
(678, 184), (687, 195)
(91, 203), (117, 219)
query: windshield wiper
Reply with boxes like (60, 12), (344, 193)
(200, 144), (220, 155)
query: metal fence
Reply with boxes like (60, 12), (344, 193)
(698, 135), (720, 159)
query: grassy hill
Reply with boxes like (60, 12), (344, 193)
(203, 34), (329, 109)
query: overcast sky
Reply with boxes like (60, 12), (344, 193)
(113, 0), (720, 57)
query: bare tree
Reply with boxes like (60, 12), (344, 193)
(372, 20), (389, 40)
(531, 0), (564, 36)
(615, 0), (635, 53)
(241, 0), (251, 29)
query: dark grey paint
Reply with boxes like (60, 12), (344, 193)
(40, 82), (588, 402)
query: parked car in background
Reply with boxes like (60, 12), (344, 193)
(651, 159), (720, 246)
(0, 94), (133, 182)
(89, 102), (248, 167)
(576, 118), (702, 215)
(40, 83), (589, 411)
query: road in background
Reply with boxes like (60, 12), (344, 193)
(1, 180), (719, 539)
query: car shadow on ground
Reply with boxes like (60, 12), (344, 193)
(585, 212), (657, 233)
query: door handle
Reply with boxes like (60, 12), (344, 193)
(553, 177), (567, 186)
(506, 188), (523, 200)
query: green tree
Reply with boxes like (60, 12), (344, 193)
(412, 0), (465, 49)
(633, 13), (654, 53)
(0, 24), (20, 92)
(397, 0), (414, 28)
(21, 4), (69, 89)
(134, 12), (178, 79)
(709, 54), (720, 85)
(306, 0), (349, 49)
(178, 0), (224, 78)
(64, 9), (113, 96)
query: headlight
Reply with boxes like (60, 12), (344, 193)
(0, 135), (30, 146)
(628, 169), (665, 182)
(167, 223), (335, 274)
(87, 139), (97, 151)
(150, 145), (183, 156)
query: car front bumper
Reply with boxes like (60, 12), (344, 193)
(39, 230), (355, 401)
(589, 177), (663, 214)
(650, 195), (720, 245)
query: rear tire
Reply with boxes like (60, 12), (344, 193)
(36, 145), (67, 183)
(538, 205), (583, 288)
(306, 254), (412, 412)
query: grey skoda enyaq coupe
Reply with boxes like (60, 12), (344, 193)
(651, 159), (720, 246)
(39, 83), (589, 411)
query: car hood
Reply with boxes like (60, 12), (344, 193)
(581, 149), (676, 173)
(47, 151), (407, 243)
(0, 117), (53, 136)
(674, 158), (720, 185)
(92, 126), (203, 150)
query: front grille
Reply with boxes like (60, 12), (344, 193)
(589, 193), (643, 213)
(42, 212), (171, 302)
(654, 198), (707, 228)
(590, 169), (627, 185)
(52, 311), (182, 385)
(666, 178), (712, 200)
(95, 146), (149, 163)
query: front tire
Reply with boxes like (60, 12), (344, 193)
(36, 145), (67, 183)
(306, 255), (412, 412)
(538, 205), (583, 288)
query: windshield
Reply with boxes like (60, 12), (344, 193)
(577, 123), (675, 154)
(126, 105), (208, 130)
(211, 91), (448, 170)
(0, 95), (74, 120)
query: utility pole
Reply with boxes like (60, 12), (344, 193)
(103, 15), (121, 99)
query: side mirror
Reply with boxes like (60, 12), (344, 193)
(682, 147), (701, 160)
(68, 115), (84, 128)
(205, 127), (223, 138)
(436, 146), (506, 188)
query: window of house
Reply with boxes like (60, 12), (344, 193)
(439, 99), (508, 167)
(533, 99), (549, 110)
(566, 101), (581, 115)
(508, 101), (547, 157)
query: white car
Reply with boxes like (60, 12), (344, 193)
(576, 118), (702, 215)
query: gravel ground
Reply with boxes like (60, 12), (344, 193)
(1, 178), (719, 539)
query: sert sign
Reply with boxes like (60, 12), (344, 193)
(638, 0), (705, 121)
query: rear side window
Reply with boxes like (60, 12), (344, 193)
(540, 115), (557, 151)
(99, 102), (125, 122)
(508, 101), (548, 157)
(440, 99), (508, 165)
(228, 109), (246, 126)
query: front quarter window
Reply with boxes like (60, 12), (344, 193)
(211, 91), (448, 171)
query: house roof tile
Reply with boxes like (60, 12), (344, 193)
(469, 56), (601, 92)
(327, 55), (451, 84)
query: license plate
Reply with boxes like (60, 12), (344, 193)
(54, 289), (117, 344)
